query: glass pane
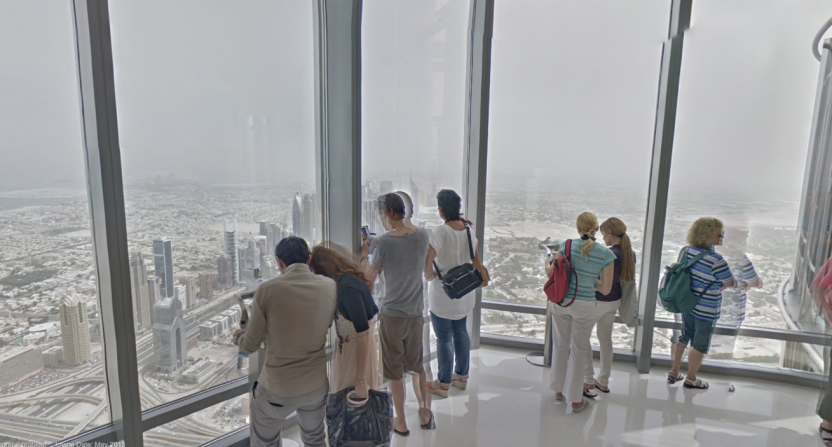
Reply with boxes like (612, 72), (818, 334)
(361, 0), (470, 232)
(481, 309), (546, 339)
(590, 323), (635, 352)
(0, 0), (112, 441)
(658, 1), (832, 373)
(143, 392), (247, 446)
(482, 0), (669, 306)
(109, 0), (318, 408)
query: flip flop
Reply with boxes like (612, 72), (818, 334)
(394, 428), (410, 437)
(594, 381), (610, 393)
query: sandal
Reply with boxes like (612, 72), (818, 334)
(571, 399), (590, 414)
(426, 380), (449, 398)
(594, 381), (610, 393)
(819, 424), (832, 446)
(452, 375), (468, 390)
(683, 377), (709, 390)
(555, 393), (565, 402)
(583, 389), (597, 399)
(667, 370), (683, 384)
(420, 408), (436, 430)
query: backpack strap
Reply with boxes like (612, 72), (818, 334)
(683, 247), (720, 297)
(433, 260), (443, 280)
(561, 239), (579, 307)
(465, 225), (475, 262)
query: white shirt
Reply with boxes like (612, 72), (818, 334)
(427, 224), (478, 320)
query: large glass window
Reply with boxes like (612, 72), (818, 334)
(361, 0), (470, 232)
(481, 0), (670, 347)
(143, 392), (247, 446)
(109, 0), (318, 408)
(657, 0), (832, 371)
(0, 1), (112, 442)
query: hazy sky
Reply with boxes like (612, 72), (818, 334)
(1, 0), (831, 202)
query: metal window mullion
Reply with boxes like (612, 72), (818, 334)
(635, 0), (691, 373)
(462, 0), (495, 350)
(71, 0), (142, 445)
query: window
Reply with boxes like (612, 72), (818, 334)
(109, 0), (318, 408)
(0, 0), (112, 441)
(657, 0), (832, 370)
(481, 0), (670, 348)
(361, 0), (470, 232)
(143, 392), (248, 446)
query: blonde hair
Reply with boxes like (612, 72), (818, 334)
(687, 217), (724, 249)
(600, 217), (635, 282)
(576, 212), (599, 259)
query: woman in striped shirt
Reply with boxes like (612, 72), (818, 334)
(668, 217), (736, 390)
(547, 212), (615, 413)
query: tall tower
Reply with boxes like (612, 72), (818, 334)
(152, 296), (187, 373)
(217, 255), (233, 289)
(302, 194), (314, 243)
(129, 252), (151, 332)
(153, 239), (174, 298)
(292, 193), (303, 238)
(410, 175), (420, 221)
(198, 273), (214, 299)
(179, 277), (197, 309)
(60, 292), (90, 365)
(223, 219), (239, 285)
(380, 180), (394, 195)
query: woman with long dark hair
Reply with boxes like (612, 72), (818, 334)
(310, 246), (380, 397)
(584, 217), (636, 395)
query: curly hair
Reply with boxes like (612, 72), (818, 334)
(686, 217), (724, 249)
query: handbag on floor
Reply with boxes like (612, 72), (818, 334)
(326, 387), (393, 447)
(618, 281), (638, 327)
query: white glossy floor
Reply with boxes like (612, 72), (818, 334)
(286, 346), (823, 446)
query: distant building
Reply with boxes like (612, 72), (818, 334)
(0, 347), (43, 389)
(223, 219), (239, 285)
(152, 297), (187, 374)
(292, 193), (303, 238)
(181, 359), (216, 384)
(60, 293), (90, 365)
(28, 322), (57, 338)
(217, 255), (233, 290)
(179, 277), (197, 309)
(147, 277), (162, 324)
(303, 194), (315, 243)
(130, 252), (152, 332)
(219, 308), (240, 329)
(199, 321), (221, 340)
(410, 176), (420, 221)
(42, 346), (62, 367)
(380, 180), (394, 195)
(153, 239), (174, 298)
(175, 284), (188, 311)
(198, 273), (214, 299)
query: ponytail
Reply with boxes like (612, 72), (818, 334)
(600, 217), (635, 282)
(576, 212), (599, 260)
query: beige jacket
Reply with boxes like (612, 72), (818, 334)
(238, 263), (336, 397)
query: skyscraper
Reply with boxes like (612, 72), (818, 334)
(153, 238), (174, 298)
(60, 292), (90, 365)
(292, 193), (303, 238)
(223, 219), (239, 285)
(380, 180), (394, 195)
(129, 252), (151, 332)
(217, 255), (233, 290)
(198, 273), (214, 299)
(302, 193), (314, 242)
(175, 284), (188, 310)
(152, 296), (187, 374)
(147, 277), (162, 324)
(179, 277), (197, 309)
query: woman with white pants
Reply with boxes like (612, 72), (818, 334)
(547, 212), (615, 413)
(584, 217), (636, 395)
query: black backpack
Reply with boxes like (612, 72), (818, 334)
(433, 225), (483, 300)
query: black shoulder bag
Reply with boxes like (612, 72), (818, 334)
(433, 225), (484, 300)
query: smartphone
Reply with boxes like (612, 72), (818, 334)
(361, 226), (370, 240)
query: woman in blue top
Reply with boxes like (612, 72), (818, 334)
(546, 212), (615, 413)
(668, 217), (735, 390)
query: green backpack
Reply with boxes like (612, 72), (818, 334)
(658, 248), (715, 314)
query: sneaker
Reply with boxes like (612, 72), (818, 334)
(426, 380), (450, 398)
(451, 375), (468, 390)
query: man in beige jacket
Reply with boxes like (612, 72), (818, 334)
(235, 236), (336, 447)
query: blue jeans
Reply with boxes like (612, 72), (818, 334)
(430, 312), (470, 386)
